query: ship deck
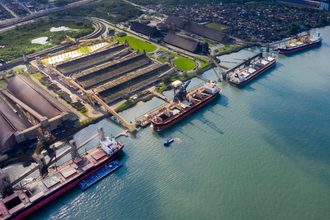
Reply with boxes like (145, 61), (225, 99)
(151, 86), (213, 124)
(0, 144), (123, 219)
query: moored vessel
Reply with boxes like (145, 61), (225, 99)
(228, 56), (276, 87)
(278, 32), (322, 55)
(0, 128), (123, 220)
(151, 80), (221, 132)
(79, 160), (123, 191)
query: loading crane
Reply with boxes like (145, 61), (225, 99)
(174, 80), (191, 102)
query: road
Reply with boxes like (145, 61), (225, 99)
(0, 17), (106, 72)
(0, 0), (98, 32)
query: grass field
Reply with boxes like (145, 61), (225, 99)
(32, 73), (45, 81)
(215, 43), (248, 55)
(157, 50), (197, 71)
(0, 18), (94, 61)
(206, 22), (228, 30)
(173, 56), (197, 71)
(115, 36), (157, 53)
(0, 80), (7, 89)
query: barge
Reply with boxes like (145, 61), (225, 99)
(228, 56), (276, 87)
(278, 32), (322, 55)
(79, 160), (123, 191)
(0, 128), (124, 220)
(151, 81), (221, 132)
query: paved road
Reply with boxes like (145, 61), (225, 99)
(0, 0), (97, 32)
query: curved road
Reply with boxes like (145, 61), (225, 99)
(0, 17), (107, 72)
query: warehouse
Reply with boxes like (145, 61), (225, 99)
(130, 22), (162, 38)
(56, 44), (128, 76)
(164, 33), (202, 53)
(0, 75), (78, 153)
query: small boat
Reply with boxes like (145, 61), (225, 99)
(164, 138), (174, 146)
(79, 160), (123, 191)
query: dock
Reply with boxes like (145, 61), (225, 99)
(148, 88), (169, 103)
(224, 52), (263, 78)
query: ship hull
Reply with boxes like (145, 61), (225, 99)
(278, 40), (321, 55)
(229, 60), (276, 87)
(9, 148), (123, 220)
(152, 92), (220, 132)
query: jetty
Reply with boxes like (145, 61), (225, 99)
(224, 52), (263, 78)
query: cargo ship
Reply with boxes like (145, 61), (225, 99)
(0, 128), (123, 220)
(228, 56), (276, 87)
(151, 80), (221, 132)
(278, 32), (322, 55)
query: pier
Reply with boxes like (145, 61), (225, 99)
(148, 88), (169, 103)
(224, 52), (263, 77)
(68, 78), (137, 132)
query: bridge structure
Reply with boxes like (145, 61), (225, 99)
(68, 79), (137, 132)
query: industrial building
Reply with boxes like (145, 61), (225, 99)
(185, 22), (226, 43)
(164, 16), (231, 44)
(56, 44), (128, 76)
(0, 75), (78, 153)
(163, 33), (209, 54)
(52, 41), (173, 105)
(130, 21), (163, 38)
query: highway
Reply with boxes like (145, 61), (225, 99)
(0, 0), (98, 32)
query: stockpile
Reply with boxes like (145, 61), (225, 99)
(56, 44), (127, 75)
(74, 53), (151, 89)
(98, 63), (171, 103)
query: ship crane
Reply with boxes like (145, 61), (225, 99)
(174, 80), (191, 102)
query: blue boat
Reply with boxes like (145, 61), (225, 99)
(164, 138), (174, 146)
(79, 160), (123, 191)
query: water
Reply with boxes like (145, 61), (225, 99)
(30, 26), (330, 220)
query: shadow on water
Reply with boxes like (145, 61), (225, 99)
(197, 114), (224, 135)
(249, 81), (330, 185)
(243, 63), (284, 92)
(218, 94), (229, 108)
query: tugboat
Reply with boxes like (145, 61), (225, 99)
(0, 127), (124, 220)
(151, 80), (221, 132)
(228, 55), (276, 87)
(278, 32), (322, 55)
(164, 138), (174, 146)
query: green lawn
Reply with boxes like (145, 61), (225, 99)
(0, 80), (7, 89)
(172, 56), (197, 71)
(157, 50), (197, 72)
(0, 18), (94, 61)
(206, 22), (228, 31)
(215, 43), (248, 55)
(32, 73), (45, 81)
(115, 36), (157, 53)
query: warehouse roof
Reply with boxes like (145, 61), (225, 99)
(164, 33), (200, 53)
(7, 76), (64, 119)
(0, 97), (28, 152)
(185, 22), (225, 42)
(130, 22), (161, 37)
(165, 16), (187, 29)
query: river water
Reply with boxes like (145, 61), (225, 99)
(30, 26), (330, 220)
